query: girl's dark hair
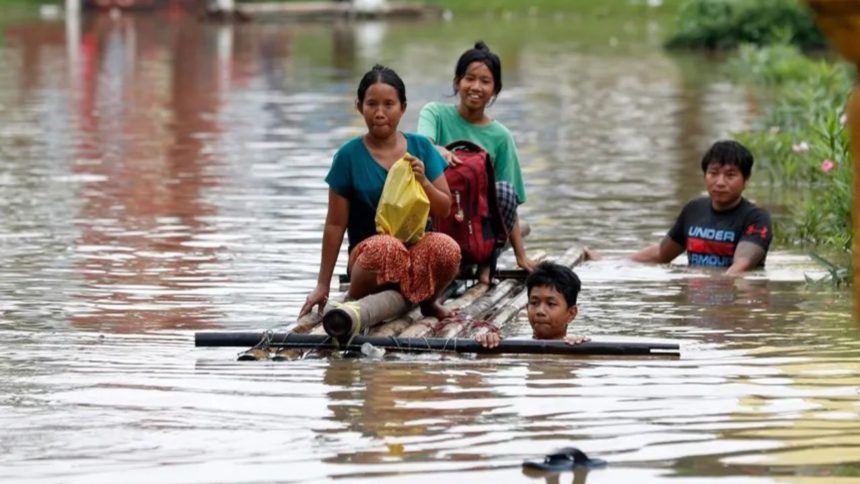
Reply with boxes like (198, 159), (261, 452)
(526, 261), (581, 306)
(356, 64), (407, 105)
(453, 41), (502, 97)
(700, 140), (754, 179)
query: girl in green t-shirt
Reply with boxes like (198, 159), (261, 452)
(417, 41), (536, 285)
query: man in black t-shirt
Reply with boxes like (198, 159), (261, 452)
(590, 140), (772, 274)
(664, 195), (771, 269)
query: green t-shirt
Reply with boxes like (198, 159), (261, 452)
(417, 101), (526, 203)
(325, 132), (446, 252)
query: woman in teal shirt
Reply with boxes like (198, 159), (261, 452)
(418, 41), (535, 284)
(301, 65), (461, 320)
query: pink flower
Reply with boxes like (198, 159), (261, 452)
(821, 159), (835, 173)
(840, 113), (848, 126)
(792, 141), (810, 153)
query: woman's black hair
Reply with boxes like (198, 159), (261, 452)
(453, 41), (503, 98)
(356, 64), (407, 105)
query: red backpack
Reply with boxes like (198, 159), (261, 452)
(433, 140), (508, 267)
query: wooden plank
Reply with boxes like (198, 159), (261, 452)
(398, 283), (489, 338)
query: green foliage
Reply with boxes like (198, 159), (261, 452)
(729, 43), (854, 273)
(806, 252), (851, 287)
(665, 0), (825, 50)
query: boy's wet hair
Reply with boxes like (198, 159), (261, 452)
(526, 261), (581, 306)
(357, 64), (407, 105)
(700, 140), (754, 179)
(453, 41), (503, 99)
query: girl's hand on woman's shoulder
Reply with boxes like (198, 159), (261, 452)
(435, 145), (462, 167)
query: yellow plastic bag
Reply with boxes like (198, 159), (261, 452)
(375, 157), (430, 244)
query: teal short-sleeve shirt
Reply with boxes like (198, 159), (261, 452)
(325, 132), (446, 251)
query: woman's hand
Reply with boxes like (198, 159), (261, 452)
(405, 154), (429, 187)
(299, 283), (330, 317)
(475, 332), (501, 348)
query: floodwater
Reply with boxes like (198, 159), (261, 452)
(1, 9), (858, 484)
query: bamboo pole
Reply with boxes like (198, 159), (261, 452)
(271, 322), (329, 361)
(234, 301), (332, 360)
(367, 281), (464, 336)
(398, 250), (546, 339)
(195, 332), (680, 356)
(805, 0), (860, 326)
(434, 279), (519, 339)
(322, 289), (413, 339)
(368, 307), (422, 337)
(397, 283), (489, 338)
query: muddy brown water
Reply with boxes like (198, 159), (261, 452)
(1, 11), (857, 484)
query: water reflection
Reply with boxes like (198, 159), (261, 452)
(68, 14), (231, 331)
(320, 356), (498, 465)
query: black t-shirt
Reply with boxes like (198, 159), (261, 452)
(667, 197), (773, 268)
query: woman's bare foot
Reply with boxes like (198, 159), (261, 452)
(420, 299), (454, 320)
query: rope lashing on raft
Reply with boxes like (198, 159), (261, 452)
(432, 314), (467, 334)
(235, 328), (277, 360)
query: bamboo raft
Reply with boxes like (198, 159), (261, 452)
(194, 246), (681, 359)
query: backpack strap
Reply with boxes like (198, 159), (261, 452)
(444, 139), (486, 154)
(483, 159), (509, 244)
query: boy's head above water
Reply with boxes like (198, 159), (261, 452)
(699, 139), (754, 180)
(699, 140), (754, 211)
(526, 262), (581, 340)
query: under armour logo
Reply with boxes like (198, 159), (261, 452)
(745, 225), (768, 238)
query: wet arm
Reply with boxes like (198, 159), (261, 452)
(316, 190), (350, 288)
(510, 220), (535, 271)
(300, 190), (349, 316)
(726, 241), (766, 274)
(630, 236), (684, 264)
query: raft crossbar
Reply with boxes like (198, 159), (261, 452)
(195, 331), (680, 356)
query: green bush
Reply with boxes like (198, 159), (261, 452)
(666, 0), (825, 50)
(728, 43), (854, 256)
